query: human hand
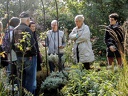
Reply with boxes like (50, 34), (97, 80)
(76, 34), (79, 38)
(109, 46), (116, 52)
(0, 38), (3, 45)
(42, 41), (46, 47)
(59, 46), (64, 49)
(0, 33), (4, 45)
(26, 47), (31, 51)
(29, 57), (32, 60)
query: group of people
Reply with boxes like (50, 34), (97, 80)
(0, 11), (124, 95)
(0, 12), (42, 95)
(69, 13), (124, 69)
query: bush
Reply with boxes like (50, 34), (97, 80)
(61, 65), (119, 96)
(41, 71), (68, 96)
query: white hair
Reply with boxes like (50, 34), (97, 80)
(51, 20), (58, 25)
(75, 15), (84, 21)
(20, 18), (30, 23)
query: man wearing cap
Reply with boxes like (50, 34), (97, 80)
(12, 12), (37, 95)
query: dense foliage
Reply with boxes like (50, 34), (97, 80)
(0, 0), (128, 96)
(61, 64), (119, 96)
(1, 0), (127, 55)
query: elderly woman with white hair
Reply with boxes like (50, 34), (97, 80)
(69, 15), (95, 70)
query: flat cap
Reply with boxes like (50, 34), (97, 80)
(19, 12), (30, 18)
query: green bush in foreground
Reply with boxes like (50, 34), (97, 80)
(61, 64), (120, 96)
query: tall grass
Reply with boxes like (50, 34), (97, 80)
(116, 60), (128, 96)
(116, 20), (128, 96)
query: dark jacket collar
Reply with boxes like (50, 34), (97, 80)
(109, 22), (119, 29)
(20, 23), (28, 26)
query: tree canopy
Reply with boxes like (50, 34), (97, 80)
(0, 0), (127, 32)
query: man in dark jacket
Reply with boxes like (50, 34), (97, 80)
(104, 13), (124, 67)
(12, 12), (37, 95)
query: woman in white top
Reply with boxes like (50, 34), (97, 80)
(69, 15), (95, 70)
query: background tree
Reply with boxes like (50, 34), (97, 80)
(0, 0), (128, 55)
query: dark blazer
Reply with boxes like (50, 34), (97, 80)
(12, 23), (37, 57)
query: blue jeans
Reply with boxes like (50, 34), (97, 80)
(17, 56), (37, 94)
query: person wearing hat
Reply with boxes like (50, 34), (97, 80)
(12, 12), (37, 95)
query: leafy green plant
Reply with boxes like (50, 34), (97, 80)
(41, 71), (68, 90)
(0, 77), (8, 96)
(39, 31), (47, 64)
(48, 54), (59, 66)
(14, 32), (31, 52)
(64, 41), (74, 64)
(61, 64), (119, 96)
